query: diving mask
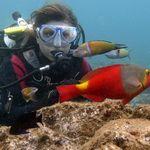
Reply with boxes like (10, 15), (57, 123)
(36, 24), (78, 46)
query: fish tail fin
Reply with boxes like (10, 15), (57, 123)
(128, 49), (132, 61)
(56, 84), (80, 102)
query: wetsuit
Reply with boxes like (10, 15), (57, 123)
(0, 44), (91, 125)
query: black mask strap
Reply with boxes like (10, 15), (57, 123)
(70, 24), (85, 49)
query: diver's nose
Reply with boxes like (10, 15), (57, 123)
(53, 30), (62, 47)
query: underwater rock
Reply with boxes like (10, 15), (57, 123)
(40, 101), (132, 145)
(132, 104), (150, 120)
(0, 100), (149, 149)
(80, 118), (150, 150)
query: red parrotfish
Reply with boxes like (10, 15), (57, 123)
(56, 64), (150, 104)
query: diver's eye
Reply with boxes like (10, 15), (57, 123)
(62, 30), (71, 39)
(42, 27), (55, 38)
(62, 29), (77, 42)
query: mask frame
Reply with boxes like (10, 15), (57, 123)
(36, 24), (78, 47)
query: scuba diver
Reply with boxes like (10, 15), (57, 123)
(0, 3), (91, 129)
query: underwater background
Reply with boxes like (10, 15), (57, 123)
(0, 0), (150, 68)
(0, 0), (150, 105)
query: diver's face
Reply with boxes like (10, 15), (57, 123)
(36, 21), (77, 61)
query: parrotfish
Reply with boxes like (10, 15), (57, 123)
(72, 40), (127, 57)
(56, 64), (150, 104)
(105, 48), (130, 59)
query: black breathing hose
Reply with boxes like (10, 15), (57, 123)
(0, 65), (50, 90)
(0, 50), (72, 90)
(0, 45), (35, 52)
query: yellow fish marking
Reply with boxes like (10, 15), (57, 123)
(76, 81), (89, 91)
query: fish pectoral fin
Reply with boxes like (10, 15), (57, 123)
(126, 77), (143, 88)
(82, 94), (105, 102)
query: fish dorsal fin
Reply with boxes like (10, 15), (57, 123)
(80, 64), (121, 82)
(80, 68), (103, 82)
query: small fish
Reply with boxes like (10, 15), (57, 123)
(22, 87), (38, 102)
(72, 40), (127, 57)
(105, 48), (130, 59)
(56, 64), (150, 105)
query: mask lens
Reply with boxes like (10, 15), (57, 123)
(39, 26), (55, 42)
(62, 27), (77, 43)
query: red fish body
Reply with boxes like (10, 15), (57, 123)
(56, 64), (150, 104)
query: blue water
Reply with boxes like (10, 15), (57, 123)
(0, 0), (150, 68)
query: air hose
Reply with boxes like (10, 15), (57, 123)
(0, 65), (50, 90)
(0, 50), (71, 90)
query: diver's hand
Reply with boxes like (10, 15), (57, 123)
(56, 57), (73, 73)
(49, 57), (74, 78)
(34, 88), (59, 106)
